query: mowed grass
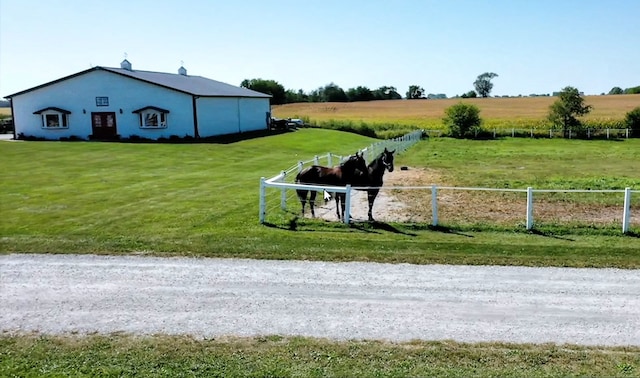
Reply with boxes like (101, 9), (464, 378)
(1, 129), (640, 268)
(2, 335), (639, 377)
(273, 94), (640, 130)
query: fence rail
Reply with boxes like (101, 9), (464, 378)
(422, 128), (633, 139)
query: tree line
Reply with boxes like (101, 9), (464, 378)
(240, 73), (501, 105)
(241, 75), (639, 106)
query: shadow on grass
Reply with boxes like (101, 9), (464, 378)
(528, 229), (576, 241)
(350, 221), (418, 236)
(263, 217), (418, 236)
(426, 225), (475, 238)
(624, 230), (640, 238)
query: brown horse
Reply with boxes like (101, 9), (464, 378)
(295, 152), (367, 218)
(337, 147), (394, 221)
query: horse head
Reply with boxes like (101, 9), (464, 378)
(381, 148), (395, 172)
(341, 151), (368, 178)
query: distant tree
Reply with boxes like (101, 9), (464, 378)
(624, 106), (640, 137)
(406, 85), (425, 99)
(473, 72), (498, 97)
(443, 102), (483, 138)
(309, 83), (348, 102)
(373, 86), (402, 100)
(547, 86), (592, 137)
(460, 90), (477, 98)
(608, 87), (624, 95)
(624, 85), (640, 94)
(285, 89), (308, 103)
(346, 86), (375, 102)
(241, 79), (286, 105)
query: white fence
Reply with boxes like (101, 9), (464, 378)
(259, 130), (637, 233)
(259, 130), (423, 224)
(422, 128), (633, 139)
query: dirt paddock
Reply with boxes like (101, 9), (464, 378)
(314, 167), (639, 227)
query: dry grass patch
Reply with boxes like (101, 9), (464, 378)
(273, 94), (640, 128)
(374, 167), (639, 228)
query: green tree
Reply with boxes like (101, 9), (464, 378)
(460, 90), (477, 98)
(547, 86), (592, 137)
(285, 89), (308, 103)
(608, 87), (624, 95)
(473, 72), (498, 97)
(346, 86), (374, 102)
(443, 102), (483, 138)
(316, 83), (348, 102)
(624, 85), (640, 94)
(240, 79), (286, 105)
(625, 106), (640, 137)
(373, 86), (402, 100)
(406, 85), (425, 99)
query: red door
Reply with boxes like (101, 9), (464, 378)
(91, 112), (118, 139)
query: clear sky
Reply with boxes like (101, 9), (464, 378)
(1, 0), (638, 98)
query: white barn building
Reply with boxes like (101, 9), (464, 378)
(6, 60), (272, 140)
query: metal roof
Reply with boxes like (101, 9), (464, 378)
(7, 66), (272, 99)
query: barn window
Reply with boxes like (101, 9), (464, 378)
(33, 107), (71, 129)
(132, 106), (169, 128)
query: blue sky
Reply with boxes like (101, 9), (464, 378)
(1, 0), (638, 98)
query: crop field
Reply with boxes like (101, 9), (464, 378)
(273, 94), (640, 132)
(0, 107), (11, 116)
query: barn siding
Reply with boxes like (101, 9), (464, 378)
(11, 68), (271, 141)
(12, 70), (194, 140)
(238, 97), (270, 133)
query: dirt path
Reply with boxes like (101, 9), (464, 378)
(2, 254), (639, 346)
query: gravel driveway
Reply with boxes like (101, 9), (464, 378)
(1, 254), (639, 346)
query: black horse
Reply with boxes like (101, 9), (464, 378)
(295, 152), (367, 218)
(340, 147), (395, 221)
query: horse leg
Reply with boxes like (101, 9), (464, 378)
(335, 192), (346, 220)
(296, 189), (307, 216)
(309, 190), (317, 217)
(367, 189), (379, 222)
(334, 193), (341, 220)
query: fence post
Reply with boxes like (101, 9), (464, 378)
(493, 129), (496, 139)
(512, 128), (515, 138)
(526, 187), (534, 230)
(622, 187), (631, 234)
(280, 171), (287, 210)
(607, 129), (610, 139)
(314, 155), (319, 165)
(298, 161), (303, 173)
(327, 153), (333, 167)
(344, 185), (352, 224)
(626, 128), (629, 139)
(259, 177), (266, 223)
(431, 185), (438, 226)
(587, 128), (591, 139)
(549, 129), (552, 139)
(530, 128), (533, 138)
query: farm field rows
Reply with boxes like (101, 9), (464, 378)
(273, 94), (640, 131)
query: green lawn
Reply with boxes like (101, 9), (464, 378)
(2, 132), (640, 375)
(1, 130), (639, 268)
(2, 335), (639, 378)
